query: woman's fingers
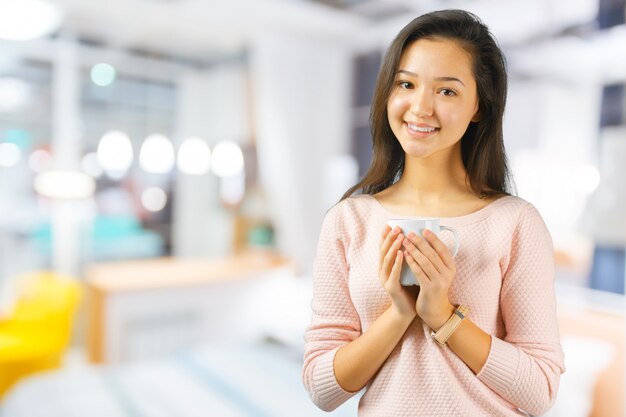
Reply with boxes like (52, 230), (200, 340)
(404, 233), (446, 274)
(381, 232), (404, 280)
(423, 230), (455, 271)
(404, 250), (428, 286)
(379, 225), (396, 268)
(389, 250), (403, 284)
(403, 239), (440, 279)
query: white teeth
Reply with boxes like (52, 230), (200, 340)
(407, 124), (436, 133)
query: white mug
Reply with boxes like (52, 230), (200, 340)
(386, 218), (460, 286)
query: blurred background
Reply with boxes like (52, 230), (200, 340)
(0, 0), (624, 416)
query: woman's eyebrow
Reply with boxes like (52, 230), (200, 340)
(396, 70), (465, 86)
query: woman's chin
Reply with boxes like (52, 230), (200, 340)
(401, 145), (431, 159)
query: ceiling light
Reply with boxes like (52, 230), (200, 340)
(34, 170), (96, 199)
(0, 143), (22, 167)
(90, 63), (116, 87)
(177, 137), (211, 175)
(139, 134), (175, 174)
(0, 0), (62, 41)
(97, 130), (134, 177)
(141, 187), (167, 212)
(211, 141), (244, 178)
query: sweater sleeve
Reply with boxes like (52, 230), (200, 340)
(476, 203), (565, 416)
(302, 205), (362, 411)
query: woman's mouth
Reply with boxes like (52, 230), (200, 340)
(404, 122), (439, 138)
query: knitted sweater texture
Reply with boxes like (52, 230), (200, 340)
(303, 194), (565, 417)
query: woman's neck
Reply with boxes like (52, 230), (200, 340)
(393, 149), (472, 205)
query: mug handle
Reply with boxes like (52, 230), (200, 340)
(440, 226), (459, 258)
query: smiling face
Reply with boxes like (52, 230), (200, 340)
(386, 37), (480, 161)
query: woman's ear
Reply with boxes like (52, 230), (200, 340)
(471, 101), (480, 122)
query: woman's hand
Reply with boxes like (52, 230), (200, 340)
(402, 230), (456, 331)
(379, 225), (418, 319)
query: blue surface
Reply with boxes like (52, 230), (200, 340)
(589, 245), (625, 294)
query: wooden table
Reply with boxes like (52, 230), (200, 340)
(85, 252), (293, 363)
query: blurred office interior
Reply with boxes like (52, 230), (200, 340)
(0, 0), (625, 416)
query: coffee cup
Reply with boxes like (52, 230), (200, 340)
(386, 218), (460, 286)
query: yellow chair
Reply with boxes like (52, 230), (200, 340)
(0, 272), (81, 397)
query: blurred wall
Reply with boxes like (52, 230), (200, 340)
(505, 79), (602, 250)
(251, 32), (352, 273)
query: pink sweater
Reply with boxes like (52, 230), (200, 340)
(303, 194), (565, 416)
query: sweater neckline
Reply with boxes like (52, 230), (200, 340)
(361, 193), (516, 227)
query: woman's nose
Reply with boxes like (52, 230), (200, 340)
(409, 89), (434, 117)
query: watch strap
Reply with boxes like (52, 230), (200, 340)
(430, 305), (469, 345)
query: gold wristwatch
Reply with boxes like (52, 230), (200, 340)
(430, 305), (469, 346)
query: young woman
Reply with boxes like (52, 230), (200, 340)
(303, 9), (565, 417)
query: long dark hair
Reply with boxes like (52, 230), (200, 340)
(342, 9), (513, 201)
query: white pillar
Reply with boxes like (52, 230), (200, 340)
(172, 64), (250, 258)
(49, 38), (88, 276)
(52, 38), (82, 171)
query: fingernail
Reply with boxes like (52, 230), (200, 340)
(407, 232), (416, 239)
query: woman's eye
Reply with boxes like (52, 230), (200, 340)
(439, 89), (456, 96)
(398, 81), (412, 89)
